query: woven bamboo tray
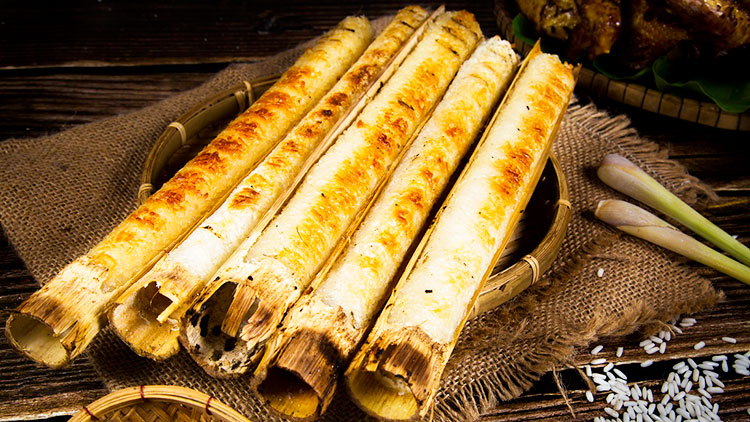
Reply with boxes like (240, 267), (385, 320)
(68, 385), (250, 422)
(494, 0), (750, 131)
(139, 77), (571, 316)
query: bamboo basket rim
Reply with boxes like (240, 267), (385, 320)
(139, 77), (571, 316)
(68, 385), (251, 422)
(494, 0), (750, 132)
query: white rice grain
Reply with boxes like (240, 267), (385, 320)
(586, 390), (594, 402)
(694, 341), (706, 350)
(641, 359), (654, 368)
(592, 358), (608, 365)
(721, 336), (736, 344)
(617, 346), (624, 357)
(597, 268), (604, 278)
(604, 407), (619, 418)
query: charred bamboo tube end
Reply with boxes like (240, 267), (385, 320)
(255, 367), (322, 421)
(254, 328), (345, 420)
(180, 281), (256, 378)
(109, 281), (182, 360)
(6, 256), (112, 368)
(6, 312), (71, 369)
(344, 327), (445, 421)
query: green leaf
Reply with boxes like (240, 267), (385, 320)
(511, 13), (537, 47)
(652, 56), (750, 114)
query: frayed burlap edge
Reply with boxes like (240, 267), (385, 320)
(431, 102), (723, 422)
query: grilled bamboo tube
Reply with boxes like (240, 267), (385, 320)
(344, 43), (577, 421)
(252, 37), (520, 421)
(107, 6), (429, 361)
(180, 10), (482, 378)
(4, 16), (374, 369)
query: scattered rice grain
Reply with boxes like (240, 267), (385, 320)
(586, 390), (594, 402)
(721, 336), (736, 344)
(604, 407), (619, 418)
(641, 360), (654, 368)
(694, 341), (706, 350)
(591, 345), (604, 355)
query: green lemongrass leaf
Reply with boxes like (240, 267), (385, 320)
(596, 200), (750, 285)
(653, 56), (750, 114)
(598, 154), (750, 266)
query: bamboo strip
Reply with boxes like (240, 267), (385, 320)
(344, 42), (579, 420)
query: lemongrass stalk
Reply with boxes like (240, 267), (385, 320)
(598, 154), (750, 266)
(595, 199), (750, 285)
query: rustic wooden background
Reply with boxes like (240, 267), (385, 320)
(1, 1), (748, 421)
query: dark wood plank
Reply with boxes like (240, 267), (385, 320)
(0, 0), (497, 69)
(0, 69), (216, 140)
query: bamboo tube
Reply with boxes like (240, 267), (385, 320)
(107, 6), (429, 361)
(344, 43), (577, 420)
(180, 10), (482, 378)
(4, 16), (374, 369)
(252, 37), (520, 421)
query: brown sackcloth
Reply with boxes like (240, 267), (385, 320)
(0, 17), (721, 422)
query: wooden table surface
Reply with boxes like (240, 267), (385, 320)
(1, 1), (748, 421)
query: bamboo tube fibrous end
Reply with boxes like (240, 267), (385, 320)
(6, 256), (112, 368)
(256, 366), (321, 421)
(345, 327), (445, 421)
(345, 367), (419, 421)
(254, 327), (346, 420)
(109, 281), (182, 360)
(180, 280), (261, 377)
(6, 312), (70, 368)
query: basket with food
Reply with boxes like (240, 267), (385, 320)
(496, 0), (750, 130)
(6, 5), (578, 421)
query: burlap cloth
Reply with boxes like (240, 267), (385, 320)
(0, 17), (722, 422)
